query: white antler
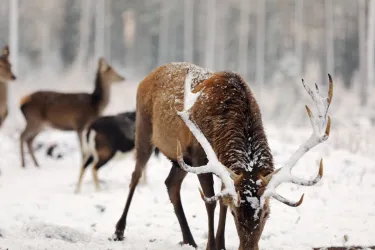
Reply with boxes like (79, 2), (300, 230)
(176, 71), (241, 207)
(260, 74), (333, 208)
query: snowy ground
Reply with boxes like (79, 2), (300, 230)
(0, 124), (374, 250)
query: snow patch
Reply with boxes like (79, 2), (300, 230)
(25, 222), (91, 243)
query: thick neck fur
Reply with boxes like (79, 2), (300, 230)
(195, 72), (274, 202)
(91, 70), (110, 114)
(0, 80), (8, 115)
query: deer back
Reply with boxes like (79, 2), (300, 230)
(137, 63), (211, 160)
(20, 91), (94, 131)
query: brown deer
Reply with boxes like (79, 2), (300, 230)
(111, 62), (333, 250)
(19, 58), (124, 168)
(0, 45), (17, 127)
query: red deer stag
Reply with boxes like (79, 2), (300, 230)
(0, 45), (17, 127)
(111, 62), (333, 250)
(19, 58), (124, 167)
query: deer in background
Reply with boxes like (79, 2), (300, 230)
(75, 111), (160, 193)
(76, 111), (136, 193)
(111, 62), (333, 250)
(19, 58), (124, 168)
(0, 45), (17, 127)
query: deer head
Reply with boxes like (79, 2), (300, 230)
(177, 72), (333, 249)
(0, 45), (16, 82)
(98, 57), (125, 83)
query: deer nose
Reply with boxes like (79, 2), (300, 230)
(11, 74), (16, 80)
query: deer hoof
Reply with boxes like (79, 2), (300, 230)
(110, 231), (125, 241)
(179, 241), (198, 249)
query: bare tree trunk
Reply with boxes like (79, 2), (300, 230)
(325, 0), (334, 79)
(367, 0), (375, 90)
(77, 0), (92, 65)
(105, 0), (111, 62)
(217, 0), (228, 70)
(295, 0), (304, 76)
(238, 0), (250, 80)
(256, 0), (265, 86)
(9, 0), (18, 74)
(95, 0), (105, 60)
(122, 9), (136, 74)
(184, 0), (194, 63)
(358, 0), (368, 106)
(205, 0), (216, 69)
(41, 0), (51, 68)
(168, 3), (177, 62)
(158, 1), (169, 66)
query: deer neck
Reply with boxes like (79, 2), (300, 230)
(217, 132), (272, 173)
(212, 120), (273, 208)
(91, 71), (111, 115)
(209, 112), (272, 172)
(210, 107), (274, 195)
(0, 80), (8, 114)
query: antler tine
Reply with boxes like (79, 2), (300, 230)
(259, 168), (280, 186)
(328, 74), (333, 105)
(291, 159), (323, 186)
(175, 71), (240, 207)
(273, 193), (305, 207)
(301, 79), (317, 103)
(315, 83), (319, 94)
(260, 75), (333, 208)
(199, 188), (241, 207)
(305, 105), (317, 135)
(226, 167), (244, 185)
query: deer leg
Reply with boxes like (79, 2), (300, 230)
(165, 162), (197, 248)
(92, 166), (101, 191)
(75, 155), (94, 194)
(92, 155), (113, 192)
(112, 112), (153, 241)
(215, 185), (228, 250)
(198, 173), (217, 250)
(26, 134), (40, 167)
(20, 132), (26, 168)
(76, 130), (86, 164)
(20, 124), (41, 167)
(113, 147), (152, 241)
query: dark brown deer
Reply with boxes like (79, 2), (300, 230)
(75, 111), (160, 193)
(111, 62), (333, 250)
(75, 111), (137, 193)
(0, 45), (17, 127)
(19, 58), (124, 168)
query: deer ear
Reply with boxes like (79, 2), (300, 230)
(2, 45), (9, 57)
(99, 57), (108, 72)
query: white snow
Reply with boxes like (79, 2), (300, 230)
(1, 124), (374, 250)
